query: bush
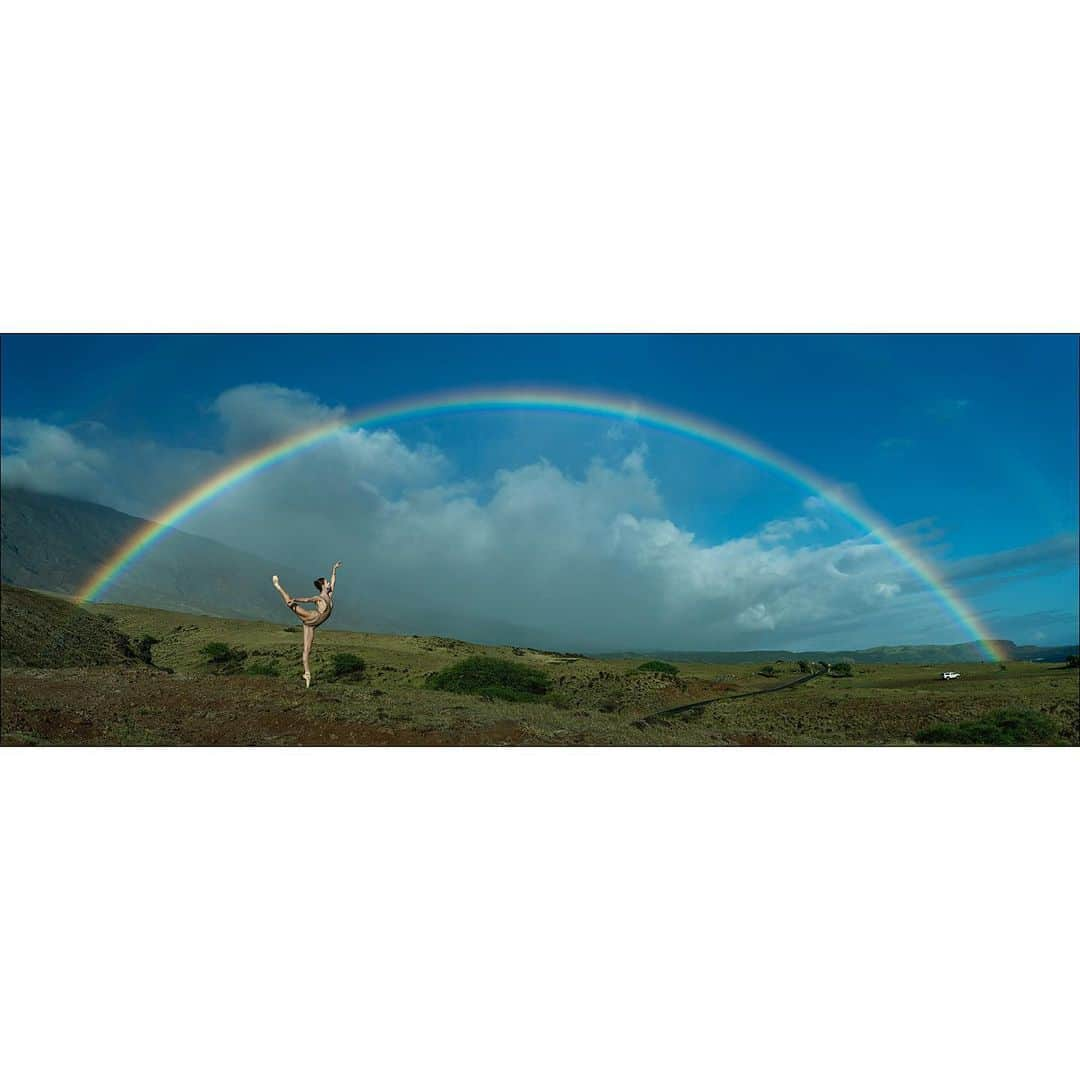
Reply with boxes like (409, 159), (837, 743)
(429, 656), (551, 702)
(123, 633), (161, 664)
(831, 662), (853, 677)
(201, 641), (248, 668)
(137, 634), (160, 662)
(757, 665), (777, 677)
(330, 652), (366, 679)
(1067, 655), (1079, 669)
(797, 660), (811, 673)
(246, 660), (280, 677)
(637, 660), (679, 675)
(915, 708), (1063, 746)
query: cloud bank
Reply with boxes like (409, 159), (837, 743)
(3, 384), (1075, 650)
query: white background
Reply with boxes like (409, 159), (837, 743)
(1, 2), (1078, 1078)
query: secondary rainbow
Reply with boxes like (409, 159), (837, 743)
(77, 387), (1005, 660)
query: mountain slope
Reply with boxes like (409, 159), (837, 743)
(0, 487), (553, 645)
(1, 487), (314, 623)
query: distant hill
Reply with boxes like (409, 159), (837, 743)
(603, 641), (1079, 665)
(0, 584), (144, 667)
(0, 487), (554, 646)
(1, 487), (316, 624)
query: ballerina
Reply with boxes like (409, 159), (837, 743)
(272, 561), (341, 688)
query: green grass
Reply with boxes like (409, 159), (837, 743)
(3, 586), (1077, 746)
(245, 660), (280, 677)
(915, 707), (1065, 746)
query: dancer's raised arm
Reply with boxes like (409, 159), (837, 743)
(330, 561), (342, 591)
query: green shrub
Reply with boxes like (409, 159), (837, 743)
(637, 660), (679, 675)
(133, 634), (160, 664)
(831, 662), (853, 677)
(429, 656), (551, 701)
(797, 660), (811, 673)
(330, 653), (366, 679)
(757, 665), (777, 677)
(246, 660), (280, 677)
(201, 641), (248, 668)
(915, 708), (1063, 746)
(1067, 655), (1079, 669)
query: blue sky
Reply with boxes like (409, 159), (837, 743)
(2, 334), (1077, 649)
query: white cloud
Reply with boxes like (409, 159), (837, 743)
(1, 416), (221, 520)
(212, 384), (447, 489)
(0, 417), (111, 501)
(212, 383), (344, 446)
(758, 515), (828, 543)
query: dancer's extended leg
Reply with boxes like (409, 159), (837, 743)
(272, 574), (293, 607)
(273, 575), (318, 618)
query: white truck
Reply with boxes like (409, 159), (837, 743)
(942, 671), (961, 680)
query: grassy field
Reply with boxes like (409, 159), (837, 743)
(1, 586), (1077, 746)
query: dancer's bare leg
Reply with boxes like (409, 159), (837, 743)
(273, 575), (319, 619)
(272, 575), (293, 606)
(302, 624), (315, 687)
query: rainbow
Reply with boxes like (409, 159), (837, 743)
(77, 386), (1005, 660)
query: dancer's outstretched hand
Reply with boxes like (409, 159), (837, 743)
(333, 561), (343, 570)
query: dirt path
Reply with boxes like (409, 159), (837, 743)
(633, 669), (824, 728)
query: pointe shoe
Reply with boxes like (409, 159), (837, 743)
(303, 672), (311, 689)
(272, 574), (279, 586)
